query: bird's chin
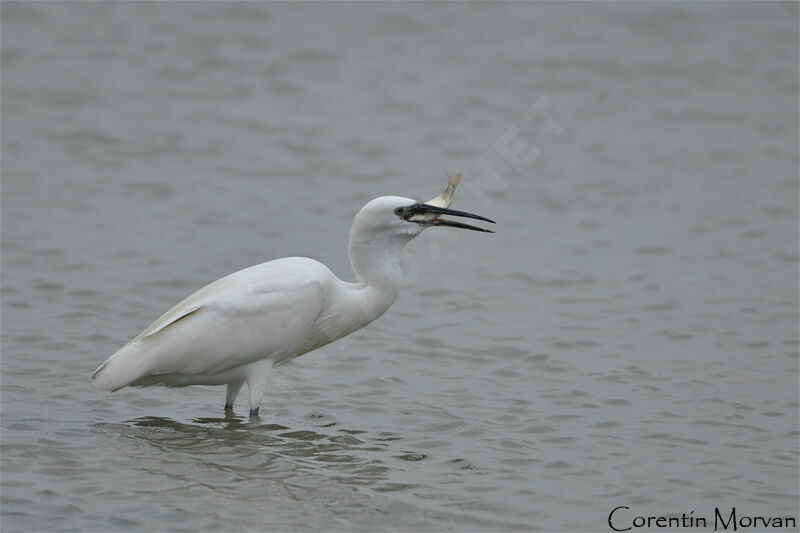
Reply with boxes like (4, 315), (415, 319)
(407, 223), (427, 236)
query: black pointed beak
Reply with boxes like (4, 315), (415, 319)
(408, 203), (495, 233)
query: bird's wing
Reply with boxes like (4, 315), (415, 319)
(132, 274), (240, 343)
(96, 258), (330, 389)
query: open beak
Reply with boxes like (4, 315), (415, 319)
(407, 203), (495, 233)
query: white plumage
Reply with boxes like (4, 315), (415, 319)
(92, 189), (493, 416)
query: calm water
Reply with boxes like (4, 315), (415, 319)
(2, 2), (798, 531)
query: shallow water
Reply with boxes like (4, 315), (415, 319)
(2, 2), (798, 531)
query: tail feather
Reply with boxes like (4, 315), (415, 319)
(90, 361), (109, 382)
(91, 344), (151, 392)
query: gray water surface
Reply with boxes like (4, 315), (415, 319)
(2, 2), (798, 531)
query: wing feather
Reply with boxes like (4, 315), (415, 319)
(93, 257), (333, 389)
(131, 274), (239, 343)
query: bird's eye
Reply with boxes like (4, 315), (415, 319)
(394, 207), (404, 216)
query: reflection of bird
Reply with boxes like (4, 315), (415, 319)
(92, 191), (494, 416)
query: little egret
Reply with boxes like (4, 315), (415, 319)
(91, 177), (494, 415)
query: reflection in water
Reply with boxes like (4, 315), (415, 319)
(113, 416), (395, 488)
(83, 416), (439, 531)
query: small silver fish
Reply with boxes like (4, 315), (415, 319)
(425, 172), (462, 209)
(407, 172), (494, 232)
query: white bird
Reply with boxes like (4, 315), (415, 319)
(91, 179), (494, 416)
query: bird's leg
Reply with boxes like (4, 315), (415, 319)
(224, 379), (245, 411)
(246, 359), (274, 417)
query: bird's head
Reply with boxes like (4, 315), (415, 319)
(348, 192), (494, 288)
(353, 196), (495, 241)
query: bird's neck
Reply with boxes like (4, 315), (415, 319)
(348, 230), (411, 293)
